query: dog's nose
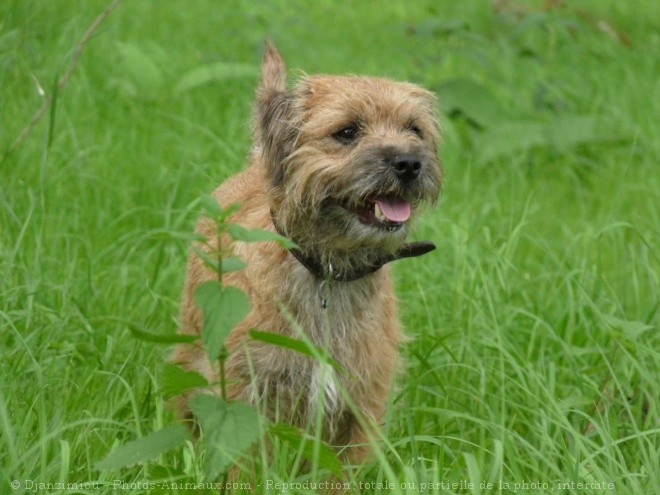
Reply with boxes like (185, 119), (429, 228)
(390, 155), (422, 182)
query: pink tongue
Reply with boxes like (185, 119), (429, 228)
(374, 196), (411, 222)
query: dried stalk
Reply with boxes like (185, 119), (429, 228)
(3, 0), (123, 161)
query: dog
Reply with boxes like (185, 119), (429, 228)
(173, 41), (442, 468)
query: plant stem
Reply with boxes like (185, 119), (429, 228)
(216, 223), (223, 286)
(216, 219), (228, 401)
(218, 351), (228, 401)
(3, 0), (123, 162)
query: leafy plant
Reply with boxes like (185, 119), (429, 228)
(95, 195), (342, 487)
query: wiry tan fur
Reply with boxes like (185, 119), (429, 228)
(172, 41), (442, 467)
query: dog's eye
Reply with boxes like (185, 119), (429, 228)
(408, 125), (423, 139)
(334, 126), (359, 144)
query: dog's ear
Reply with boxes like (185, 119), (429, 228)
(252, 41), (298, 186)
(260, 40), (286, 94)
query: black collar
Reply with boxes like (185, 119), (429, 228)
(288, 241), (436, 282)
(271, 212), (436, 282)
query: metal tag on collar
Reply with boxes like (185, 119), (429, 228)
(319, 263), (333, 309)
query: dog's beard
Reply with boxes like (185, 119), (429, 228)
(279, 203), (408, 276)
(275, 181), (436, 276)
(336, 168), (438, 232)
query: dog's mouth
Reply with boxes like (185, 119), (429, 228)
(348, 196), (411, 232)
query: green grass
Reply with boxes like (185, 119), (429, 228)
(2, 0), (659, 493)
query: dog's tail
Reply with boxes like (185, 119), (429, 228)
(260, 40), (286, 94)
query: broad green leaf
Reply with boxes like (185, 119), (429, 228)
(601, 314), (654, 340)
(476, 121), (545, 163)
(192, 247), (247, 274)
(116, 42), (163, 91)
(268, 423), (343, 477)
(249, 330), (344, 372)
(476, 114), (617, 163)
(128, 326), (197, 344)
(438, 77), (507, 128)
(191, 394), (262, 480)
(546, 115), (597, 150)
(228, 223), (298, 249)
(192, 246), (220, 272)
(194, 282), (250, 361)
(160, 364), (209, 399)
(175, 62), (260, 93)
(199, 194), (225, 219)
(199, 195), (241, 223)
(95, 424), (191, 470)
(220, 256), (247, 273)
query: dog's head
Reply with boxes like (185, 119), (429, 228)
(253, 42), (442, 273)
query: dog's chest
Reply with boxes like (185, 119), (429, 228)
(289, 275), (382, 378)
(287, 269), (382, 356)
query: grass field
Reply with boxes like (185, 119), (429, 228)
(2, 1), (660, 493)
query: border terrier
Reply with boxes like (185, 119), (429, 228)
(173, 41), (442, 466)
